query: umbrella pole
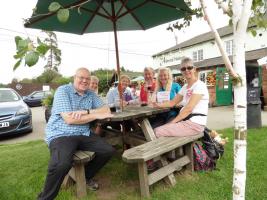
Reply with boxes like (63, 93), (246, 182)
(112, 2), (123, 111)
(113, 26), (124, 111)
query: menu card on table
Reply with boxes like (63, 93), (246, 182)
(156, 91), (170, 103)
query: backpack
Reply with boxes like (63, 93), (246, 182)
(193, 143), (216, 171)
(202, 127), (224, 160)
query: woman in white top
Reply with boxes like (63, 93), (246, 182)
(153, 57), (209, 137)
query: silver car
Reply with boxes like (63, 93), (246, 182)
(0, 88), (32, 136)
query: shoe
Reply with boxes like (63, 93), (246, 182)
(86, 179), (99, 191)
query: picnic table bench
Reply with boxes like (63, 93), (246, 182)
(122, 132), (203, 197)
(62, 151), (95, 198)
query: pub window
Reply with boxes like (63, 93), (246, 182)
(193, 49), (204, 61)
(225, 40), (233, 55)
(192, 51), (198, 61)
(198, 49), (203, 61)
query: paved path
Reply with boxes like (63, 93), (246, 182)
(207, 105), (267, 130)
(0, 106), (266, 145)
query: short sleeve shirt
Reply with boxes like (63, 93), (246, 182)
(45, 83), (104, 145)
(179, 80), (209, 125)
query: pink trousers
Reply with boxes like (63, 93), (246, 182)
(154, 120), (205, 138)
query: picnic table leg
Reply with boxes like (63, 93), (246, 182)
(138, 162), (150, 198)
(62, 173), (74, 188)
(140, 118), (176, 186)
(74, 163), (87, 198)
(185, 142), (194, 172)
(159, 157), (177, 186)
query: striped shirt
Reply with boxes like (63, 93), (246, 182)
(45, 83), (104, 145)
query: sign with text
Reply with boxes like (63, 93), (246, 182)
(157, 91), (170, 103)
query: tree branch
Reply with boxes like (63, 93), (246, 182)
(214, 0), (232, 16)
(200, 0), (238, 78)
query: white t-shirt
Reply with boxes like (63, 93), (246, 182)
(179, 80), (209, 125)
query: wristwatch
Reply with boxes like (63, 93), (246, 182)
(87, 109), (90, 114)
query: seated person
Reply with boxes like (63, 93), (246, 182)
(139, 67), (156, 105)
(89, 75), (99, 94)
(88, 75), (103, 135)
(153, 57), (209, 137)
(104, 75), (139, 132)
(150, 67), (181, 128)
(37, 68), (115, 200)
(107, 75), (139, 107)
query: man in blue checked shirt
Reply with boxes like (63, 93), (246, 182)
(38, 68), (115, 200)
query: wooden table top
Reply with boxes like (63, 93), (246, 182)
(102, 106), (170, 122)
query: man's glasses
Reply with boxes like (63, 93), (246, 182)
(76, 76), (90, 82)
(180, 66), (194, 72)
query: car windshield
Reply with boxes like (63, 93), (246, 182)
(0, 90), (20, 102)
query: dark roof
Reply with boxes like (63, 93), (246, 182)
(168, 48), (267, 70)
(153, 25), (235, 57)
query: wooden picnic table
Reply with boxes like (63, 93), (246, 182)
(99, 106), (170, 147)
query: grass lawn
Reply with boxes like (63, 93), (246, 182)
(0, 127), (267, 200)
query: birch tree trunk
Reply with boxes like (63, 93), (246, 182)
(231, 1), (252, 199)
(200, 0), (253, 199)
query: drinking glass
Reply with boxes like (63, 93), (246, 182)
(115, 97), (122, 113)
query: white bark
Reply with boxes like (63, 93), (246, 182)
(232, 1), (252, 200)
(200, 0), (238, 77)
(200, 0), (253, 199)
(233, 139), (247, 200)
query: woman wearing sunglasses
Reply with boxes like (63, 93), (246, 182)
(153, 57), (209, 137)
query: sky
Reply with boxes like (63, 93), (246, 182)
(0, 0), (229, 84)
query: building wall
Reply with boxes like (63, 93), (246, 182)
(153, 28), (267, 69)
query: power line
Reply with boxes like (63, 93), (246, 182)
(0, 27), (152, 57)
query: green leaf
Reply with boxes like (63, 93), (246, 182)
(250, 29), (257, 37)
(15, 36), (23, 47)
(25, 51), (39, 67)
(13, 49), (27, 59)
(36, 44), (50, 55)
(13, 59), (22, 71)
(57, 9), (69, 23)
(18, 39), (29, 51)
(48, 2), (61, 12)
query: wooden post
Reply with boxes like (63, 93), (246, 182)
(74, 163), (87, 198)
(184, 142), (194, 172)
(138, 162), (150, 197)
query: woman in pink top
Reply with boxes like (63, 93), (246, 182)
(140, 67), (156, 105)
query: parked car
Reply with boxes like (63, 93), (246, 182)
(0, 88), (32, 136)
(23, 90), (52, 107)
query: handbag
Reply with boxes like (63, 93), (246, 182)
(202, 127), (224, 160)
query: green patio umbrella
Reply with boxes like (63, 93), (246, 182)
(25, 0), (191, 105)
